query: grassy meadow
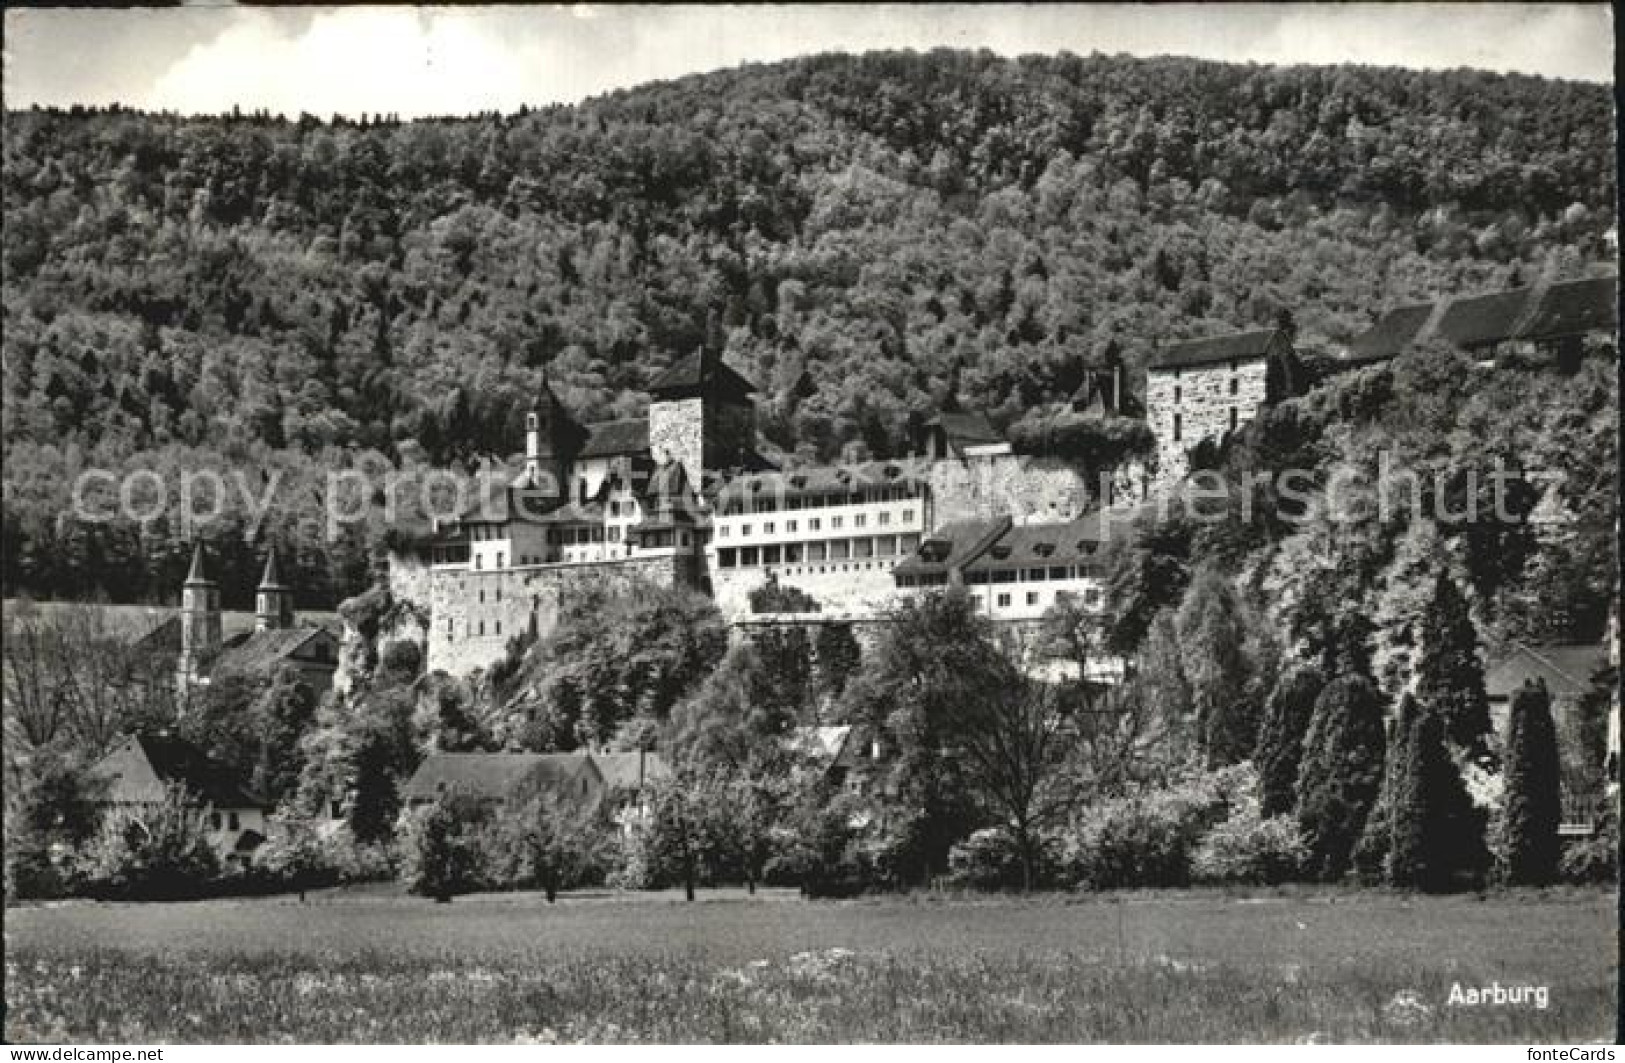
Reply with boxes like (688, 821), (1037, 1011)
(5, 886), (1615, 1043)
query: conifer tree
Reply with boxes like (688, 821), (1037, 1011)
(1414, 571), (1494, 757)
(1295, 671), (1387, 881)
(1501, 678), (1563, 885)
(1388, 703), (1485, 891)
(1254, 662), (1326, 817)
(1352, 692), (1419, 883)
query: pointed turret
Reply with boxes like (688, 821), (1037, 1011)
(255, 546), (295, 632)
(177, 539), (222, 694)
(524, 371), (583, 496)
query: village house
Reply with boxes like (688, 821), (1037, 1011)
(89, 732), (272, 865)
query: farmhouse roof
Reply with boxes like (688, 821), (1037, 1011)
(591, 751), (670, 791)
(1149, 328), (1283, 371)
(1485, 642), (1610, 701)
(93, 733), (266, 810)
(1346, 275), (1617, 361)
(402, 752), (600, 804)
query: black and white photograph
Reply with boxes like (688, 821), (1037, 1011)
(1, 1), (1618, 1046)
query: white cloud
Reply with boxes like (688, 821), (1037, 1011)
(12, 3), (1613, 119)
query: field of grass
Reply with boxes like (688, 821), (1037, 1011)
(5, 886), (1615, 1043)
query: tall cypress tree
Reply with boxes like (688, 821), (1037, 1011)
(1502, 678), (1563, 885)
(1296, 673), (1388, 882)
(1414, 571), (1493, 758)
(1389, 703), (1485, 891)
(1352, 692), (1420, 884)
(1254, 662), (1326, 817)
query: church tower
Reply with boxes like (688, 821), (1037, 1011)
(523, 372), (583, 498)
(255, 546), (295, 632)
(646, 345), (758, 490)
(177, 540), (221, 689)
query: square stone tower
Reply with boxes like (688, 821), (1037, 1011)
(646, 347), (758, 489)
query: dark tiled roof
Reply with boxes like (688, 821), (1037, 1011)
(1150, 328), (1282, 371)
(402, 753), (599, 803)
(592, 751), (670, 791)
(579, 418), (649, 458)
(963, 513), (1109, 573)
(647, 349), (757, 398)
(1347, 275), (1617, 361)
(1519, 276), (1618, 341)
(97, 733), (266, 809)
(927, 411), (1003, 446)
(535, 500), (607, 525)
(1345, 303), (1435, 362)
(211, 625), (335, 678)
(1437, 289), (1529, 349)
(1485, 643), (1610, 700)
(893, 516), (1011, 578)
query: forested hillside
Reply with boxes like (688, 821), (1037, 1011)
(2, 49), (1615, 606)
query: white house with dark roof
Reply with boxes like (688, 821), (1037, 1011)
(90, 732), (272, 864)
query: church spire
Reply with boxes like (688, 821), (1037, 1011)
(255, 546), (295, 632)
(185, 539), (214, 586)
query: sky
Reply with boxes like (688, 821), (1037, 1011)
(3, 3), (1613, 120)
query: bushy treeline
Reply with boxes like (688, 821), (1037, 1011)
(3, 51), (1614, 604)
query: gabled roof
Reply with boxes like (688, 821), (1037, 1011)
(211, 624), (336, 678)
(1436, 289), (1530, 349)
(647, 349), (757, 400)
(401, 753), (601, 804)
(93, 733), (266, 810)
(893, 516), (1011, 578)
(1485, 642), (1610, 700)
(1518, 275), (1618, 341)
(1149, 328), (1283, 371)
(591, 751), (670, 791)
(788, 725), (854, 765)
(579, 418), (650, 459)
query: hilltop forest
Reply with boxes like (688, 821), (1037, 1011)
(2, 49), (1616, 608)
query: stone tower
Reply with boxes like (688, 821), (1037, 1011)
(524, 372), (583, 497)
(646, 346), (757, 489)
(255, 546), (295, 632)
(177, 540), (221, 688)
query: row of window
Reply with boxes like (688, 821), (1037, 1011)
(972, 586), (1103, 611)
(963, 564), (1100, 585)
(717, 485), (922, 516)
(1169, 377), (1242, 406)
(719, 508), (915, 538)
(447, 617), (505, 640)
(717, 534), (923, 568)
(208, 811), (242, 831)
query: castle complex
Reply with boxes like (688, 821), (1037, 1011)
(402, 274), (1617, 679)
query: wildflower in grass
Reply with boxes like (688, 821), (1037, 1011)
(1383, 989), (1434, 1026)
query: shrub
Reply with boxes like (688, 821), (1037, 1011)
(1057, 765), (1253, 890)
(400, 793), (489, 901)
(76, 786), (222, 901)
(1560, 812), (1618, 885)
(1192, 809), (1308, 885)
(945, 827), (1044, 890)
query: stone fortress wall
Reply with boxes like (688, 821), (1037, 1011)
(396, 552), (689, 676)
